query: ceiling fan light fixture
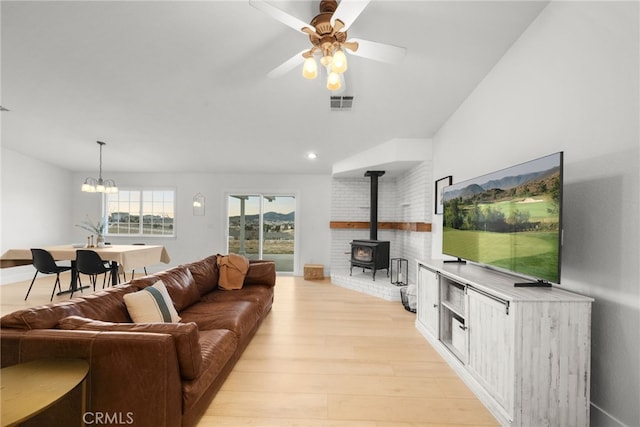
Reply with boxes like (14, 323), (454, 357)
(326, 71), (341, 91)
(320, 54), (333, 68)
(252, 0), (406, 91)
(302, 56), (318, 79)
(331, 49), (347, 73)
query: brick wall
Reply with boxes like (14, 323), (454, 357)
(330, 161), (433, 285)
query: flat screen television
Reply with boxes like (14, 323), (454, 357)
(442, 152), (563, 286)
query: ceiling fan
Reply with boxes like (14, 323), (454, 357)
(249, 0), (407, 91)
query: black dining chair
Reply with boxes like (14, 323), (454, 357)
(104, 243), (127, 283)
(76, 250), (119, 292)
(26, 248), (73, 301)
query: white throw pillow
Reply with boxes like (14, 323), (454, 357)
(123, 280), (181, 323)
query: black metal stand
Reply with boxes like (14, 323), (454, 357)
(514, 280), (552, 288)
(444, 257), (466, 264)
(57, 285), (90, 296)
(56, 260), (97, 296)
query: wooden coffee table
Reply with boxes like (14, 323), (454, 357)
(1, 358), (89, 427)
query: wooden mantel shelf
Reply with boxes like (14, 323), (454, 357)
(329, 221), (431, 232)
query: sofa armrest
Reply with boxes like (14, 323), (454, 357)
(245, 260), (276, 287)
(1, 328), (182, 427)
(59, 316), (202, 380)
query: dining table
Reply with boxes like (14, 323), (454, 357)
(0, 244), (171, 292)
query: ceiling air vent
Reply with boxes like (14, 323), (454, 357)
(330, 96), (354, 111)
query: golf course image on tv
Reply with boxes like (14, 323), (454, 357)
(442, 152), (563, 284)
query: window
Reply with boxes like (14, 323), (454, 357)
(227, 194), (295, 272)
(105, 189), (175, 237)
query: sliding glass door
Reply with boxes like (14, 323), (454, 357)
(227, 194), (295, 272)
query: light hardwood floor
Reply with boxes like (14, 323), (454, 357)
(0, 273), (499, 426)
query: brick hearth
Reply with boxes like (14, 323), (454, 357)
(331, 270), (402, 301)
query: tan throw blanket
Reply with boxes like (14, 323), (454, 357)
(217, 253), (250, 290)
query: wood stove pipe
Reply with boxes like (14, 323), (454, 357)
(364, 170), (385, 240)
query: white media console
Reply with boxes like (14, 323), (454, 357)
(416, 259), (593, 427)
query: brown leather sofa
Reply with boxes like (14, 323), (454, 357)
(0, 255), (276, 427)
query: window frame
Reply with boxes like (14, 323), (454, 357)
(103, 187), (177, 238)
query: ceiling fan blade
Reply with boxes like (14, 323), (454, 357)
(331, 0), (371, 31)
(267, 50), (306, 79)
(342, 40), (359, 52)
(249, 0), (314, 34)
(347, 38), (407, 64)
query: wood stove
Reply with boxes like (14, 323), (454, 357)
(349, 170), (390, 281)
(350, 240), (390, 280)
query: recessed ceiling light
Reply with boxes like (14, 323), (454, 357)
(307, 152), (317, 160)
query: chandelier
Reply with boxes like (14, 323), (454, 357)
(81, 141), (118, 193)
(299, 0), (358, 91)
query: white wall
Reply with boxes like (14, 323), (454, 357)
(0, 151), (330, 282)
(431, 2), (639, 426)
(70, 171), (331, 275)
(0, 147), (74, 283)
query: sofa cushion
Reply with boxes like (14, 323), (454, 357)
(179, 300), (259, 342)
(185, 256), (219, 296)
(123, 280), (181, 323)
(130, 266), (201, 312)
(58, 315), (203, 380)
(0, 284), (138, 330)
(199, 285), (274, 318)
(217, 254), (249, 290)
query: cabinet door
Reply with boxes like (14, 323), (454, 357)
(467, 288), (514, 416)
(417, 265), (439, 336)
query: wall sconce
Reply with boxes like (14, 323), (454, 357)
(193, 193), (205, 216)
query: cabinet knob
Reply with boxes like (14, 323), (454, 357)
(433, 304), (438, 308)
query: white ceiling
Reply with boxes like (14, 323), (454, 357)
(1, 1), (548, 175)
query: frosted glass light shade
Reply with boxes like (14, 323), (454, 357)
(326, 72), (341, 91)
(320, 54), (332, 67)
(331, 50), (347, 74)
(302, 57), (318, 79)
